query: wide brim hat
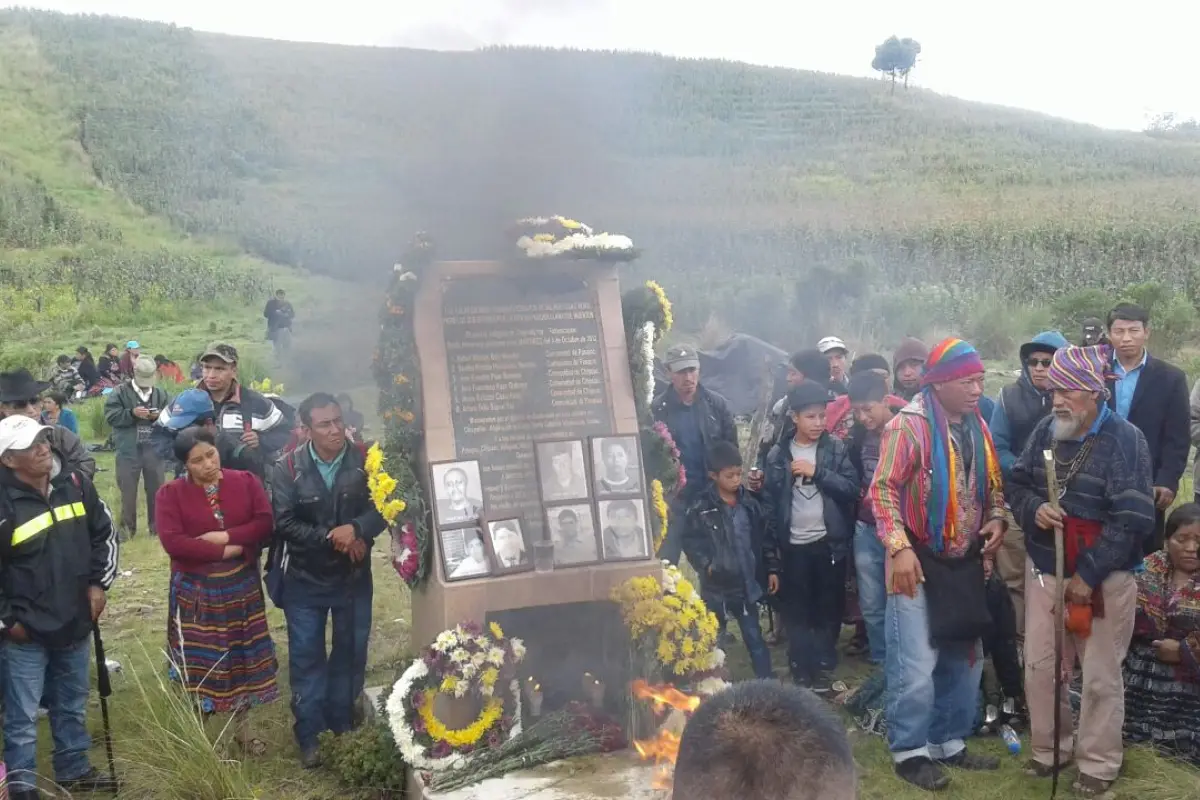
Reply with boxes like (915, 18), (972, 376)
(0, 370), (51, 404)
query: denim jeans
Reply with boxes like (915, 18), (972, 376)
(781, 539), (845, 683)
(3, 637), (94, 791)
(704, 597), (773, 679)
(284, 571), (373, 753)
(885, 585), (984, 763)
(854, 521), (888, 665)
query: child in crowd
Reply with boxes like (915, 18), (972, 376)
(846, 371), (903, 666)
(683, 441), (777, 679)
(763, 381), (859, 691)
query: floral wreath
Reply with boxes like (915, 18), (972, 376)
(513, 216), (638, 261)
(612, 564), (722, 679)
(387, 621), (526, 773)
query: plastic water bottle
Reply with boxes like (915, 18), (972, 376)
(1000, 724), (1022, 756)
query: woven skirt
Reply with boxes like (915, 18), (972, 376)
(168, 561), (280, 714)
(1123, 640), (1200, 765)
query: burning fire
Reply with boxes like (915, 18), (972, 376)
(631, 680), (701, 792)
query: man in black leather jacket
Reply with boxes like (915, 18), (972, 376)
(269, 392), (387, 768)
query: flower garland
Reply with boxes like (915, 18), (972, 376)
(366, 442), (407, 524)
(513, 216), (638, 262)
(649, 479), (669, 553)
(637, 321), (656, 410)
(612, 565), (720, 678)
(388, 621), (525, 774)
(645, 280), (673, 334)
(373, 233), (434, 587)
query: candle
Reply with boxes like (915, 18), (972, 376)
(524, 677), (543, 717)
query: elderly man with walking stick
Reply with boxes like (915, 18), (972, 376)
(1006, 344), (1155, 799)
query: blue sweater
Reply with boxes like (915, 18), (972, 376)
(1006, 411), (1155, 587)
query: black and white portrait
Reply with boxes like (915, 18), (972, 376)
(441, 527), (492, 581)
(599, 499), (650, 561)
(591, 436), (642, 496)
(487, 519), (530, 572)
(545, 504), (599, 567)
(535, 440), (589, 502)
(431, 460), (484, 529)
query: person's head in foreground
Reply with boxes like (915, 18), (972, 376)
(1044, 344), (1112, 441)
(921, 338), (985, 418)
(673, 680), (856, 800)
(175, 426), (222, 486)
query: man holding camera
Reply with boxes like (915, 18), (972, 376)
(105, 355), (169, 540)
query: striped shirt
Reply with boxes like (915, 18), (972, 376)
(868, 394), (1005, 557)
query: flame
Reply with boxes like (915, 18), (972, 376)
(631, 679), (701, 714)
(631, 680), (701, 793)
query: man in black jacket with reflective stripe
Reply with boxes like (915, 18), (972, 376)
(270, 393), (387, 768)
(0, 416), (119, 799)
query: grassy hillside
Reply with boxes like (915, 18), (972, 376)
(0, 14), (375, 384)
(10, 9), (1200, 351)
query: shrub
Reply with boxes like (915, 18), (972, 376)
(318, 688), (406, 799)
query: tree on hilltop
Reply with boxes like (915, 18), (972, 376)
(872, 36), (921, 93)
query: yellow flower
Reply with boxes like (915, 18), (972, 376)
(441, 676), (459, 693)
(645, 280), (674, 332)
(534, 233), (556, 242)
(418, 690), (504, 748)
(559, 218), (584, 229)
(489, 621), (504, 639)
(365, 443), (383, 474)
(656, 639), (676, 663)
(481, 667), (499, 688)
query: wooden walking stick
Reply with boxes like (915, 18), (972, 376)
(1043, 449), (1065, 800)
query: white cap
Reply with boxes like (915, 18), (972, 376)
(0, 415), (51, 457)
(817, 336), (848, 354)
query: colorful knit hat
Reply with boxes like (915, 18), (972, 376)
(920, 338), (985, 387)
(1046, 344), (1114, 396)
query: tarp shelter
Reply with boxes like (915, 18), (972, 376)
(653, 333), (790, 417)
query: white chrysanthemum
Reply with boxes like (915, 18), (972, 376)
(516, 232), (634, 258)
(486, 647), (506, 666)
(470, 652), (487, 668)
(696, 677), (730, 697)
(640, 322), (656, 408)
(434, 631), (457, 651)
(707, 648), (726, 669)
(511, 638), (526, 661)
(450, 648), (470, 664)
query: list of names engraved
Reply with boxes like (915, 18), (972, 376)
(442, 275), (612, 541)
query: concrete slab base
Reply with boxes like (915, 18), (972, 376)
(419, 753), (664, 800)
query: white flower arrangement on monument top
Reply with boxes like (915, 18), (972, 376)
(513, 215), (638, 261)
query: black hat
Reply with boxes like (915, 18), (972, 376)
(788, 380), (831, 412)
(849, 353), (890, 375)
(0, 370), (50, 404)
(848, 372), (888, 403)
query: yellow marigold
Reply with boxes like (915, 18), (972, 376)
(382, 499), (406, 523)
(419, 690), (504, 748)
(481, 667), (499, 688)
(489, 621), (505, 639)
(398, 410), (416, 424)
(441, 676), (459, 693)
(365, 443), (383, 474)
(646, 280), (674, 332)
(650, 480), (669, 552)
(656, 639), (676, 663)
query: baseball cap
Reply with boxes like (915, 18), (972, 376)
(126, 340), (140, 349)
(0, 415), (51, 457)
(200, 342), (239, 364)
(817, 336), (848, 355)
(133, 355), (158, 388)
(788, 380), (831, 412)
(165, 389), (216, 431)
(664, 345), (700, 372)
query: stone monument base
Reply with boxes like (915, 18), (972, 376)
(417, 753), (663, 800)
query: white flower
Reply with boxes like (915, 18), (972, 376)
(450, 648), (470, 664)
(486, 647), (506, 667)
(662, 565), (680, 595)
(470, 652), (487, 668)
(516, 231), (634, 258)
(510, 638), (526, 662)
(434, 631), (457, 651)
(454, 680), (470, 698)
(460, 661), (477, 680)
(640, 321), (656, 408)
(707, 648), (726, 670)
(696, 677), (730, 697)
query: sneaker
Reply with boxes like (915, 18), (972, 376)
(938, 749), (1000, 771)
(810, 672), (834, 695)
(301, 747), (322, 770)
(60, 767), (119, 793)
(895, 756), (950, 791)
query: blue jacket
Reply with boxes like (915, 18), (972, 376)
(762, 423), (859, 560)
(990, 331), (1069, 478)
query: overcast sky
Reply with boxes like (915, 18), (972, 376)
(18, 0), (1199, 131)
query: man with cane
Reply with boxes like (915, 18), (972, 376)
(0, 415), (120, 799)
(1007, 344), (1154, 798)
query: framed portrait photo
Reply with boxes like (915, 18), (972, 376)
(535, 439), (590, 503)
(597, 498), (651, 562)
(440, 526), (493, 582)
(430, 459), (484, 530)
(544, 503), (600, 568)
(589, 435), (643, 498)
(486, 518), (532, 574)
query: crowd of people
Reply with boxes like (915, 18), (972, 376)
(662, 302), (1200, 797)
(0, 338), (376, 799)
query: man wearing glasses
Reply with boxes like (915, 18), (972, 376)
(0, 370), (95, 481)
(989, 331), (1070, 645)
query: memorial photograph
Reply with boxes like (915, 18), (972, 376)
(430, 459), (484, 529)
(590, 435), (643, 497)
(545, 503), (600, 567)
(487, 518), (531, 573)
(598, 498), (650, 561)
(535, 439), (590, 503)
(440, 526), (493, 581)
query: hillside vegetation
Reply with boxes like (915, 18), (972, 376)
(8, 9), (1200, 352)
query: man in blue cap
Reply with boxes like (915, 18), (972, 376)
(151, 389), (257, 478)
(118, 341), (141, 380)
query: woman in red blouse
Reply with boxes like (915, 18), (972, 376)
(155, 427), (279, 755)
